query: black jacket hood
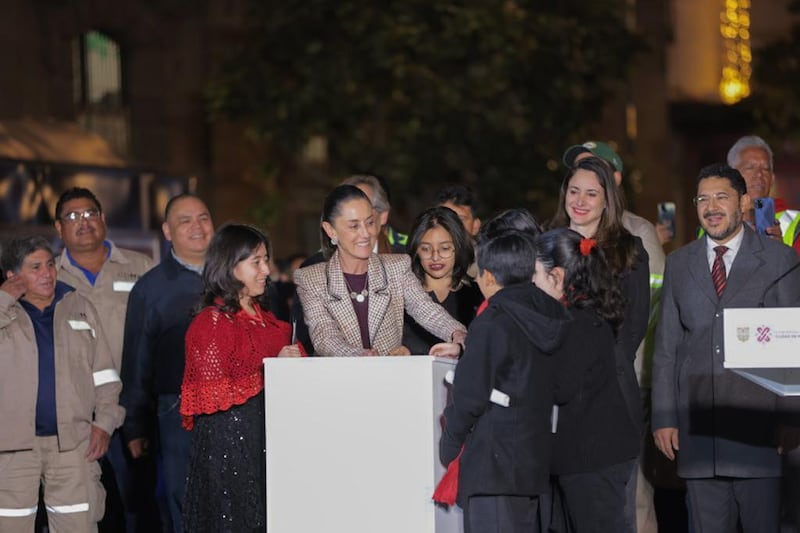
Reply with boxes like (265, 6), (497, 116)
(487, 282), (571, 353)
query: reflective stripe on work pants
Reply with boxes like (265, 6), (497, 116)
(0, 435), (103, 533)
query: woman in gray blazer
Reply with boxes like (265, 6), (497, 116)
(295, 185), (467, 357)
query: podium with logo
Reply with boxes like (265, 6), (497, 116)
(724, 307), (800, 396)
(263, 356), (463, 533)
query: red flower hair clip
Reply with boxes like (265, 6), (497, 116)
(579, 238), (597, 256)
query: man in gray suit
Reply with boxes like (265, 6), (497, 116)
(652, 163), (800, 532)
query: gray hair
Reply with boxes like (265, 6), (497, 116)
(1, 236), (54, 274)
(727, 135), (774, 170)
(341, 175), (391, 214)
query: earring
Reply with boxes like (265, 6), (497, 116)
(331, 237), (338, 246)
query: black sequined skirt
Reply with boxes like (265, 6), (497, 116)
(184, 390), (266, 533)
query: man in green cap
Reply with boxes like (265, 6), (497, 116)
(563, 140), (664, 533)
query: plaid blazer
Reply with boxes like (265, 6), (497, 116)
(294, 252), (466, 356)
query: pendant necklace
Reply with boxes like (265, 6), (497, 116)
(344, 274), (368, 303)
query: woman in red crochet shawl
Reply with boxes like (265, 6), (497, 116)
(180, 223), (304, 533)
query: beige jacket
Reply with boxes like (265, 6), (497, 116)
(0, 289), (124, 452)
(57, 241), (154, 371)
(295, 252), (466, 356)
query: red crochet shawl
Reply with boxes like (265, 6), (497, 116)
(180, 302), (302, 430)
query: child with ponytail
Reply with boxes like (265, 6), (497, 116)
(533, 227), (639, 533)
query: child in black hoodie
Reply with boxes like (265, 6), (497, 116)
(440, 229), (571, 533)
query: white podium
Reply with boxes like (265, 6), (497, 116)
(724, 307), (800, 396)
(263, 356), (463, 533)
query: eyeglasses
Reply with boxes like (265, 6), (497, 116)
(692, 192), (734, 207)
(61, 209), (100, 224)
(417, 243), (455, 260)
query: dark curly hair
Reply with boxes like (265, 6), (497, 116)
(534, 227), (625, 330)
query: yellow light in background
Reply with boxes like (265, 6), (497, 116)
(719, 0), (751, 105)
(626, 103), (638, 140)
(720, 79), (744, 104)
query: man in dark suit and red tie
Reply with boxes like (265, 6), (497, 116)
(652, 163), (800, 533)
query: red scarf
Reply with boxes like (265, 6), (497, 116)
(180, 302), (305, 430)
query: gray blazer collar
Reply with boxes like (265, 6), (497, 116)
(324, 252), (392, 347)
(691, 226), (764, 304)
(324, 252), (389, 300)
(724, 226), (765, 304)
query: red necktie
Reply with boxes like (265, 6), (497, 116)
(711, 245), (728, 297)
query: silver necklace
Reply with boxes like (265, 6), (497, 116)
(344, 274), (368, 303)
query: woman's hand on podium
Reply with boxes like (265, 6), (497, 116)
(429, 342), (461, 359)
(277, 344), (304, 357)
(388, 345), (411, 356)
(451, 330), (467, 347)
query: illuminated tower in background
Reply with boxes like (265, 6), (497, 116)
(719, 0), (751, 104)
(668, 0), (794, 106)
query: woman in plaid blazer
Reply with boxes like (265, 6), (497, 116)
(295, 185), (467, 357)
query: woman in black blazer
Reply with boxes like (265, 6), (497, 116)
(549, 155), (650, 439)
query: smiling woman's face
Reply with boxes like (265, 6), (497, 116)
(233, 243), (270, 300)
(565, 168), (606, 237)
(323, 197), (378, 266)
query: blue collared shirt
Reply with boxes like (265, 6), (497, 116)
(20, 281), (74, 436)
(170, 248), (204, 275)
(66, 240), (112, 286)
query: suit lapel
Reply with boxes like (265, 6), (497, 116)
(325, 253), (363, 348)
(688, 238), (719, 304)
(689, 227), (764, 306)
(722, 227), (763, 305)
(367, 255), (391, 347)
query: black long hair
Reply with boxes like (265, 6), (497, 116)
(200, 223), (272, 313)
(407, 206), (474, 289)
(534, 227), (625, 330)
